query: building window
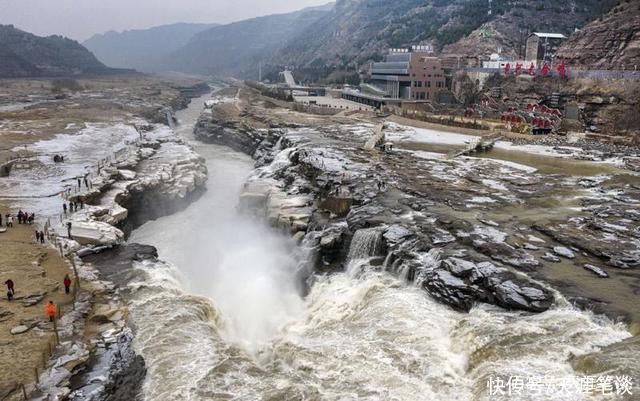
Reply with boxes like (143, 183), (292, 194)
(427, 81), (431, 88)
(417, 81), (423, 87)
(426, 92), (430, 99)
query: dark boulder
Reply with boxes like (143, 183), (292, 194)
(420, 256), (554, 313)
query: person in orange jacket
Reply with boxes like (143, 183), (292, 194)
(45, 301), (57, 322)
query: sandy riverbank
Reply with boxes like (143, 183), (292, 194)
(0, 199), (73, 398)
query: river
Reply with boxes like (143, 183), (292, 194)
(126, 95), (634, 400)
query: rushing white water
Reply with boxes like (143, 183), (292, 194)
(347, 228), (384, 261)
(126, 94), (633, 401)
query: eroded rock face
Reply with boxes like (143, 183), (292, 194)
(194, 108), (270, 155)
(69, 329), (146, 401)
(556, 1), (640, 70)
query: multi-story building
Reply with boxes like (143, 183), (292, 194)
(525, 33), (567, 65)
(369, 46), (446, 101)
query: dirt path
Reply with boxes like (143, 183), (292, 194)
(0, 201), (73, 398)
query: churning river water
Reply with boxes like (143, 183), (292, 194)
(126, 95), (635, 401)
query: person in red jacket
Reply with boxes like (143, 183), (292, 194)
(63, 274), (72, 294)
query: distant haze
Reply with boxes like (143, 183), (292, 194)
(0, 0), (331, 41)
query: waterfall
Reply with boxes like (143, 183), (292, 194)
(347, 228), (384, 261)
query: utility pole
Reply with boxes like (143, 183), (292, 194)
(488, 0), (492, 15)
(258, 62), (262, 82)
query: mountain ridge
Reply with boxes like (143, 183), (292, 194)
(0, 24), (121, 78)
(163, 3), (334, 76)
(83, 22), (219, 72)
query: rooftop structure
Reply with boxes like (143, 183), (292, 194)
(531, 32), (567, 39)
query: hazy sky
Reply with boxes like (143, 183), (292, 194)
(0, 0), (330, 41)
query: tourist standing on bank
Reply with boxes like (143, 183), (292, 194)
(63, 274), (72, 294)
(66, 222), (72, 239)
(4, 279), (15, 298)
(45, 301), (57, 323)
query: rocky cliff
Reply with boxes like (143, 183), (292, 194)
(443, 0), (615, 60)
(0, 25), (123, 78)
(555, 1), (640, 69)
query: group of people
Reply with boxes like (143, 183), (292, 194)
(77, 176), (90, 190)
(4, 274), (73, 303)
(17, 210), (35, 224)
(62, 200), (83, 215)
(35, 230), (46, 244)
(1, 210), (35, 227)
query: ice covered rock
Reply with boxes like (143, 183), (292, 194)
(583, 264), (609, 278)
(553, 246), (576, 259)
(541, 252), (561, 263)
(117, 169), (137, 180)
(11, 325), (30, 335)
(383, 225), (413, 245)
(69, 220), (124, 246)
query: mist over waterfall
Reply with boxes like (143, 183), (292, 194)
(130, 97), (303, 350)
